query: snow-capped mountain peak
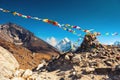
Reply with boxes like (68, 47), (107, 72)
(56, 37), (77, 53)
(58, 37), (70, 45)
(64, 37), (70, 42)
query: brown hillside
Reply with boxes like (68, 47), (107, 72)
(0, 38), (51, 70)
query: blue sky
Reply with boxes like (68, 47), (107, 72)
(0, 0), (120, 44)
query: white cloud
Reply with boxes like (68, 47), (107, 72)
(108, 42), (113, 45)
(47, 37), (57, 46)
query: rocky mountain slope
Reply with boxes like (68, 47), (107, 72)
(0, 22), (60, 70)
(0, 22), (59, 56)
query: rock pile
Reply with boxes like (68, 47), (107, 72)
(43, 52), (120, 80)
(76, 33), (103, 52)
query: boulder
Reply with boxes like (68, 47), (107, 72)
(0, 46), (19, 79)
(85, 67), (95, 73)
(13, 69), (25, 77)
(22, 69), (32, 78)
(72, 54), (81, 64)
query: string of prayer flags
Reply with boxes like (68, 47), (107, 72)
(0, 8), (84, 44)
(0, 8), (87, 44)
(0, 8), (91, 34)
(1, 7), (120, 44)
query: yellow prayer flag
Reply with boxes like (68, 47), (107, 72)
(43, 19), (49, 22)
(13, 12), (17, 16)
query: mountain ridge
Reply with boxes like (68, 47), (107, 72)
(0, 22), (60, 56)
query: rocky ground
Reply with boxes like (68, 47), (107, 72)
(1, 29), (120, 80)
(8, 49), (120, 80)
(9, 33), (120, 80)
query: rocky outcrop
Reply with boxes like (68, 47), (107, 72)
(0, 46), (19, 80)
